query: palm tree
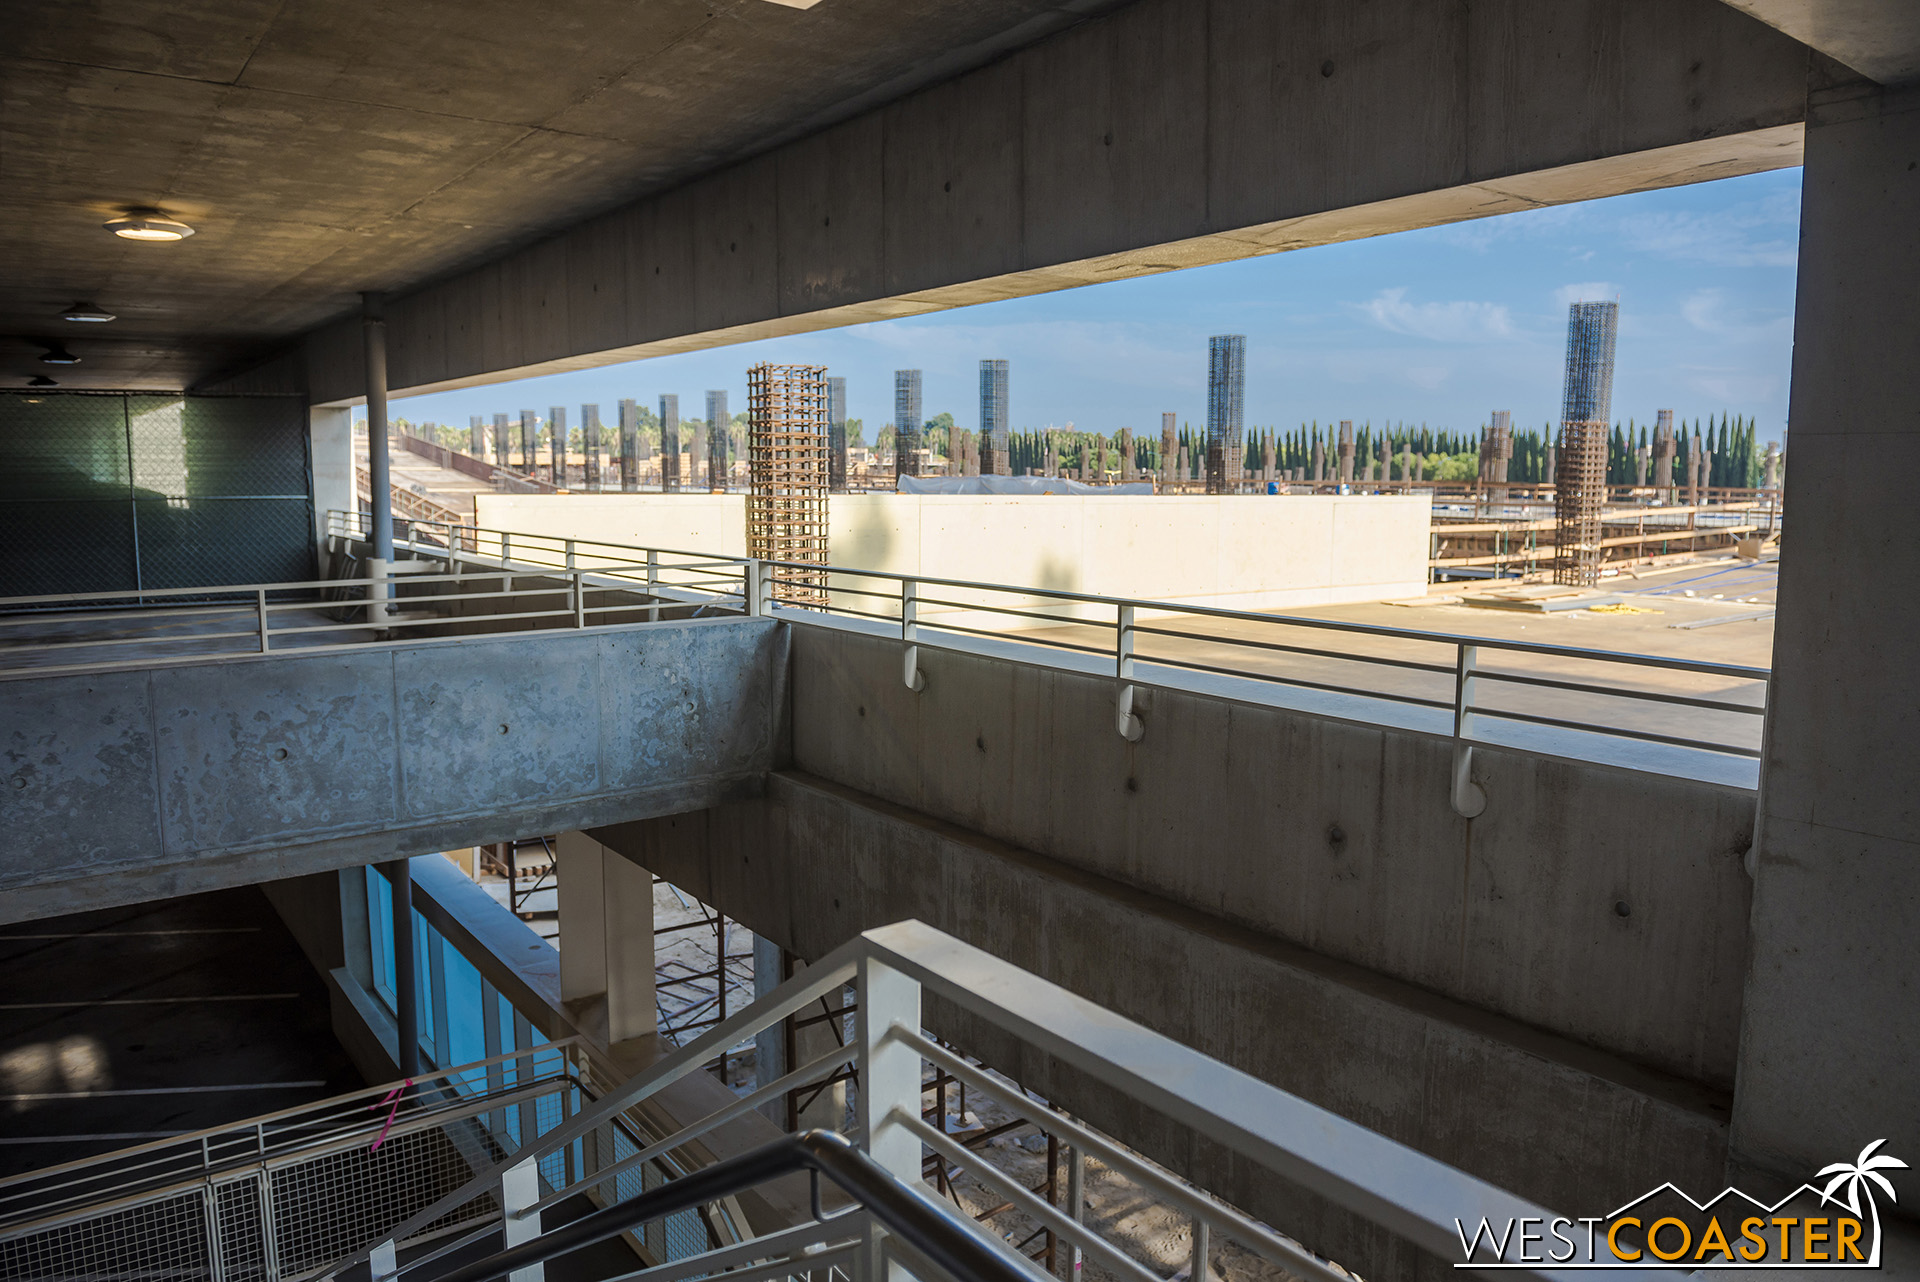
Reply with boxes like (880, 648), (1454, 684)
(1818, 1139), (1908, 1262)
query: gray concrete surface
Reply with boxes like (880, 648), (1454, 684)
(275, 0), (1812, 404)
(779, 623), (1755, 1086)
(0, 618), (787, 924)
(1733, 81), (1920, 1199)
(594, 772), (1730, 1282)
(0, 886), (358, 1178)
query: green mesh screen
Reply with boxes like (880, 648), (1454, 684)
(0, 392), (313, 598)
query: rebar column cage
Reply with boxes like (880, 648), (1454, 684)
(748, 363), (832, 604)
(1554, 300), (1618, 587)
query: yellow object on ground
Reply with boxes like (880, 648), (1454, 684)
(1588, 603), (1660, 614)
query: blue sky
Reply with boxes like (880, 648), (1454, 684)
(395, 167), (1801, 443)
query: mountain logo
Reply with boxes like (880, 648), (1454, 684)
(1454, 1141), (1907, 1269)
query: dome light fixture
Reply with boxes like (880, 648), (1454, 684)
(103, 209), (195, 241)
(28, 375), (59, 388)
(63, 302), (116, 323)
(39, 343), (81, 365)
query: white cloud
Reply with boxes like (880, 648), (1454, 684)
(1355, 288), (1513, 342)
(1553, 282), (1618, 309)
(1615, 196), (1799, 269)
(1404, 364), (1452, 390)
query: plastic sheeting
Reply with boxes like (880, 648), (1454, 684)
(895, 475), (1154, 496)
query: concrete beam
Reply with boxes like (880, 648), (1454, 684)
(0, 618), (788, 924)
(1717, 0), (1920, 84)
(279, 0), (1811, 404)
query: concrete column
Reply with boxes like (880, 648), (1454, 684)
(361, 293), (393, 565)
(554, 831), (656, 1046)
(309, 406), (353, 547)
(555, 831), (607, 1006)
(549, 405), (568, 486)
(1734, 81), (1920, 1195)
(380, 858), (419, 1078)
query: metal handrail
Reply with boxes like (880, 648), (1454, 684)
(348, 920), (1680, 1282)
(423, 1130), (1031, 1282)
(0, 1039), (582, 1233)
(767, 558), (1766, 681)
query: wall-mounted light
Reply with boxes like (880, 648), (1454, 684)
(39, 343), (80, 365)
(63, 302), (116, 323)
(103, 209), (195, 241)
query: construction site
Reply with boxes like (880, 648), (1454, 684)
(4, 4), (1906, 1282)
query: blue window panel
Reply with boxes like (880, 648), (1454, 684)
(443, 942), (486, 1090)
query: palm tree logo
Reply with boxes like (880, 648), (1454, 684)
(1817, 1139), (1908, 1263)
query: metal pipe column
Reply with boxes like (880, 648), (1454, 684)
(362, 292), (394, 570)
(383, 858), (420, 1077)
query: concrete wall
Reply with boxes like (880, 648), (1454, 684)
(595, 772), (1730, 1282)
(782, 624), (1756, 1087)
(0, 618), (787, 924)
(289, 0), (1807, 404)
(475, 492), (1433, 614)
(1734, 81), (1920, 1197)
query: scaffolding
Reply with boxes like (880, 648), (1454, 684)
(1205, 335), (1245, 494)
(1554, 301), (1618, 586)
(978, 359), (1010, 476)
(827, 376), (848, 490)
(582, 402), (603, 492)
(894, 369), (922, 480)
(660, 394), (680, 492)
(748, 363), (831, 604)
(619, 398), (639, 492)
(706, 390), (730, 492)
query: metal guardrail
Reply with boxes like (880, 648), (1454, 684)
(760, 559), (1770, 808)
(0, 516), (759, 680)
(0, 1036), (741, 1282)
(318, 921), (1685, 1282)
(0, 1042), (582, 1282)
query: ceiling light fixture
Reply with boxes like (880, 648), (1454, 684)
(103, 209), (195, 241)
(39, 343), (81, 365)
(28, 375), (58, 388)
(63, 302), (116, 323)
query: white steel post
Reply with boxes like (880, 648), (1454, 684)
(1451, 643), (1487, 818)
(256, 590), (270, 653)
(501, 1158), (546, 1282)
(573, 572), (586, 628)
(901, 579), (926, 692)
(648, 549), (661, 623)
(1115, 603), (1142, 742)
(858, 952), (922, 1282)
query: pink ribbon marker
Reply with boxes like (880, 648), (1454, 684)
(369, 1078), (413, 1152)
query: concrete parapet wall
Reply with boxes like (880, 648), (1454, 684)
(784, 625), (1754, 1088)
(0, 618), (787, 924)
(476, 492), (1432, 614)
(594, 771), (1730, 1282)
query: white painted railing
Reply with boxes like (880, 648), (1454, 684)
(318, 921), (1683, 1282)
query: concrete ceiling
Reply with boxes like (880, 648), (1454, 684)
(0, 0), (1122, 391)
(1717, 0), (1920, 84)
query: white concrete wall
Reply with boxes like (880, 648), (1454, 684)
(474, 492), (1432, 618)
